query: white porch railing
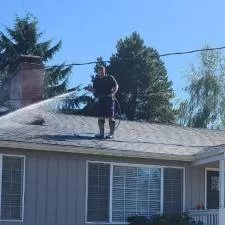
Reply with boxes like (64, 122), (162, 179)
(189, 209), (219, 225)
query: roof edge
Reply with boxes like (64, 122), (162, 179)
(0, 140), (194, 162)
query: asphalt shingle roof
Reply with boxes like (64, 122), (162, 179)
(0, 101), (225, 161)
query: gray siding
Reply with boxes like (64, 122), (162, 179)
(189, 165), (219, 210)
(0, 148), (216, 225)
(24, 153), (87, 225)
(190, 167), (205, 209)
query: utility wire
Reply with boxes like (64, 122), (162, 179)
(159, 46), (225, 57)
(1, 45), (225, 101)
(4, 45), (225, 71)
(45, 45), (225, 69)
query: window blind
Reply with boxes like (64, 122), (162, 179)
(87, 163), (110, 222)
(112, 166), (161, 222)
(1, 156), (24, 220)
(163, 168), (183, 214)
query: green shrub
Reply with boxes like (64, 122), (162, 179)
(128, 213), (203, 225)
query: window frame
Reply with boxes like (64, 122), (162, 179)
(86, 160), (185, 224)
(0, 154), (25, 222)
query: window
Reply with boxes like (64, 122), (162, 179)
(87, 163), (110, 222)
(163, 168), (183, 214)
(112, 166), (161, 222)
(210, 176), (219, 191)
(0, 155), (25, 221)
(87, 162), (184, 223)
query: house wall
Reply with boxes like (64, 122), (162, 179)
(189, 166), (206, 209)
(0, 147), (213, 225)
(189, 162), (219, 210)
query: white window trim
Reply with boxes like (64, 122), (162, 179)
(0, 154), (25, 222)
(160, 167), (164, 214)
(85, 160), (185, 224)
(109, 164), (113, 223)
(0, 155), (3, 218)
(183, 167), (186, 212)
(205, 168), (219, 210)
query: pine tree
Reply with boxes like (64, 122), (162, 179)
(107, 32), (175, 123)
(0, 13), (72, 100)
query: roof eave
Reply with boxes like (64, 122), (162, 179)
(0, 140), (194, 162)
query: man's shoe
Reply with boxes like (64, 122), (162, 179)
(95, 133), (105, 139)
(107, 120), (115, 139)
(105, 133), (114, 139)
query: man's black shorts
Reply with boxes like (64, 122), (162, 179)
(97, 97), (115, 118)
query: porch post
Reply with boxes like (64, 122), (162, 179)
(219, 159), (225, 208)
(219, 158), (225, 225)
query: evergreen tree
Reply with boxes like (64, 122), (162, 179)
(107, 32), (175, 122)
(0, 13), (72, 100)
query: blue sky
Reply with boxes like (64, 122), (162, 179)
(1, 0), (225, 102)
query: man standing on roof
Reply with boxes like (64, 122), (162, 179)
(88, 65), (119, 139)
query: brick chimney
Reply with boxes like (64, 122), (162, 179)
(9, 55), (44, 110)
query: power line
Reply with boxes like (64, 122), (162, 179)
(1, 45), (224, 102)
(45, 45), (225, 69)
(159, 46), (225, 57)
(2, 45), (225, 71)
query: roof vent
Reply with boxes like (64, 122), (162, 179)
(29, 115), (45, 125)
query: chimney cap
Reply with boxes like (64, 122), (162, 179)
(17, 55), (42, 64)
